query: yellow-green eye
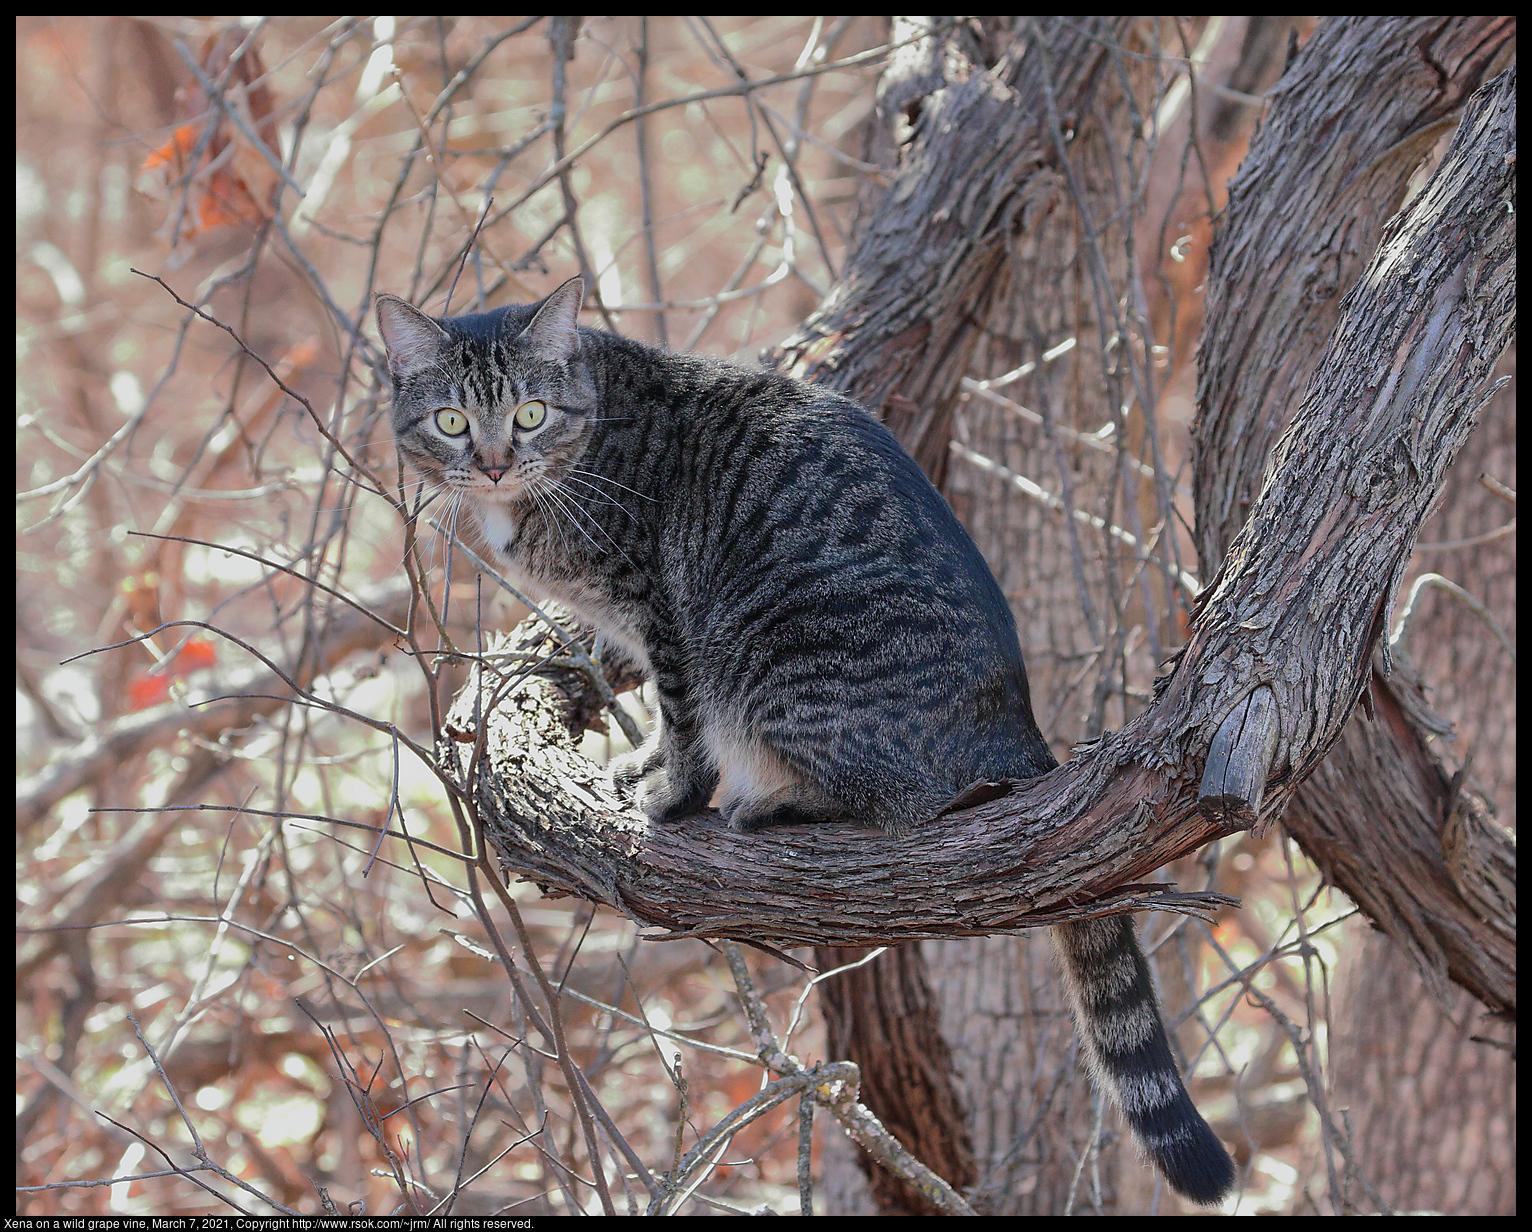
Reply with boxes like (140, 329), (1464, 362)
(435, 409), (468, 436)
(515, 400), (547, 431)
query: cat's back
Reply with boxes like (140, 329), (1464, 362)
(573, 329), (1020, 641)
(646, 355), (1010, 632)
(588, 345), (1049, 778)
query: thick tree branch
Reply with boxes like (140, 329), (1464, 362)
(1172, 62), (1515, 801)
(772, 16), (1139, 484)
(1194, 24), (1516, 1018)
(1194, 16), (1514, 565)
(456, 63), (1513, 1015)
(448, 608), (1234, 951)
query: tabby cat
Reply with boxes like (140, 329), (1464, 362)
(376, 277), (1236, 1205)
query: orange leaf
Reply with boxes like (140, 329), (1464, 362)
(173, 639), (218, 674)
(142, 122), (201, 173)
(141, 24), (281, 244)
(128, 675), (173, 711)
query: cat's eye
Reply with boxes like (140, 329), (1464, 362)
(515, 400), (547, 431)
(435, 409), (469, 437)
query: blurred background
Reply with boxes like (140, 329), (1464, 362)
(16, 16), (1514, 1217)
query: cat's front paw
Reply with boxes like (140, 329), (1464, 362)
(609, 730), (715, 821)
(623, 761), (716, 822)
(608, 745), (656, 802)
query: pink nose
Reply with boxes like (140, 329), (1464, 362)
(484, 468), (505, 482)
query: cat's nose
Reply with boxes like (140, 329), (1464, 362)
(483, 467), (506, 482)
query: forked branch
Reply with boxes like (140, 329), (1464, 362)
(447, 70), (1513, 1009)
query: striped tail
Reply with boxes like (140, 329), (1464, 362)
(1052, 915), (1235, 1205)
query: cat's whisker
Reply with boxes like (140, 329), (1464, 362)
(534, 472), (623, 567)
(524, 479), (573, 561)
(410, 487), (450, 554)
(531, 474), (611, 561)
(564, 465), (658, 504)
(426, 490), (452, 571)
(553, 471), (632, 511)
(404, 482), (467, 575)
(439, 488), (466, 582)
(540, 472), (640, 561)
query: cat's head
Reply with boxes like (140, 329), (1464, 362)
(375, 277), (597, 507)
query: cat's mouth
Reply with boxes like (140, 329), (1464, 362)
(466, 476), (531, 502)
(460, 460), (547, 502)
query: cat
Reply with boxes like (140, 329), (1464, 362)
(376, 276), (1236, 1205)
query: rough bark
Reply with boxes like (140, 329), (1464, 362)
(1193, 20), (1516, 1018)
(815, 943), (977, 1217)
(1327, 930), (1516, 1215)
(1192, 27), (1516, 1212)
(928, 23), (1271, 1205)
(1194, 15), (1515, 565)
(901, 15), (1194, 1209)
(447, 19), (1515, 1216)
(773, 17), (1138, 488)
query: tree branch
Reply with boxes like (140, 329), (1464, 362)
(18, 578), (414, 832)
(446, 606), (1235, 950)
(449, 61), (1513, 1017)
(1193, 25), (1517, 1018)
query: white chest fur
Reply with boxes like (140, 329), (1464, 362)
(471, 502), (652, 675)
(473, 503), (521, 564)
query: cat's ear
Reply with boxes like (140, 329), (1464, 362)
(521, 277), (584, 362)
(375, 293), (448, 378)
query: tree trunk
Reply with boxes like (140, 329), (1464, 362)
(449, 16), (1514, 1217)
(1193, 17), (1516, 1212)
(1327, 928), (1515, 1214)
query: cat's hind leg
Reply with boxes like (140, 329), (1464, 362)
(756, 721), (953, 837)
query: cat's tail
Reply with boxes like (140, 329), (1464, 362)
(1052, 915), (1235, 1205)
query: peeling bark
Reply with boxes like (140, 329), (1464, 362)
(445, 18), (1515, 1216)
(1193, 22), (1516, 1018)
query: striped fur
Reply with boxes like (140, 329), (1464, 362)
(377, 278), (1235, 1203)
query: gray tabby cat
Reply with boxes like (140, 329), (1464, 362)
(376, 277), (1236, 1205)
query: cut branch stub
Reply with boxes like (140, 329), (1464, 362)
(1197, 686), (1281, 834)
